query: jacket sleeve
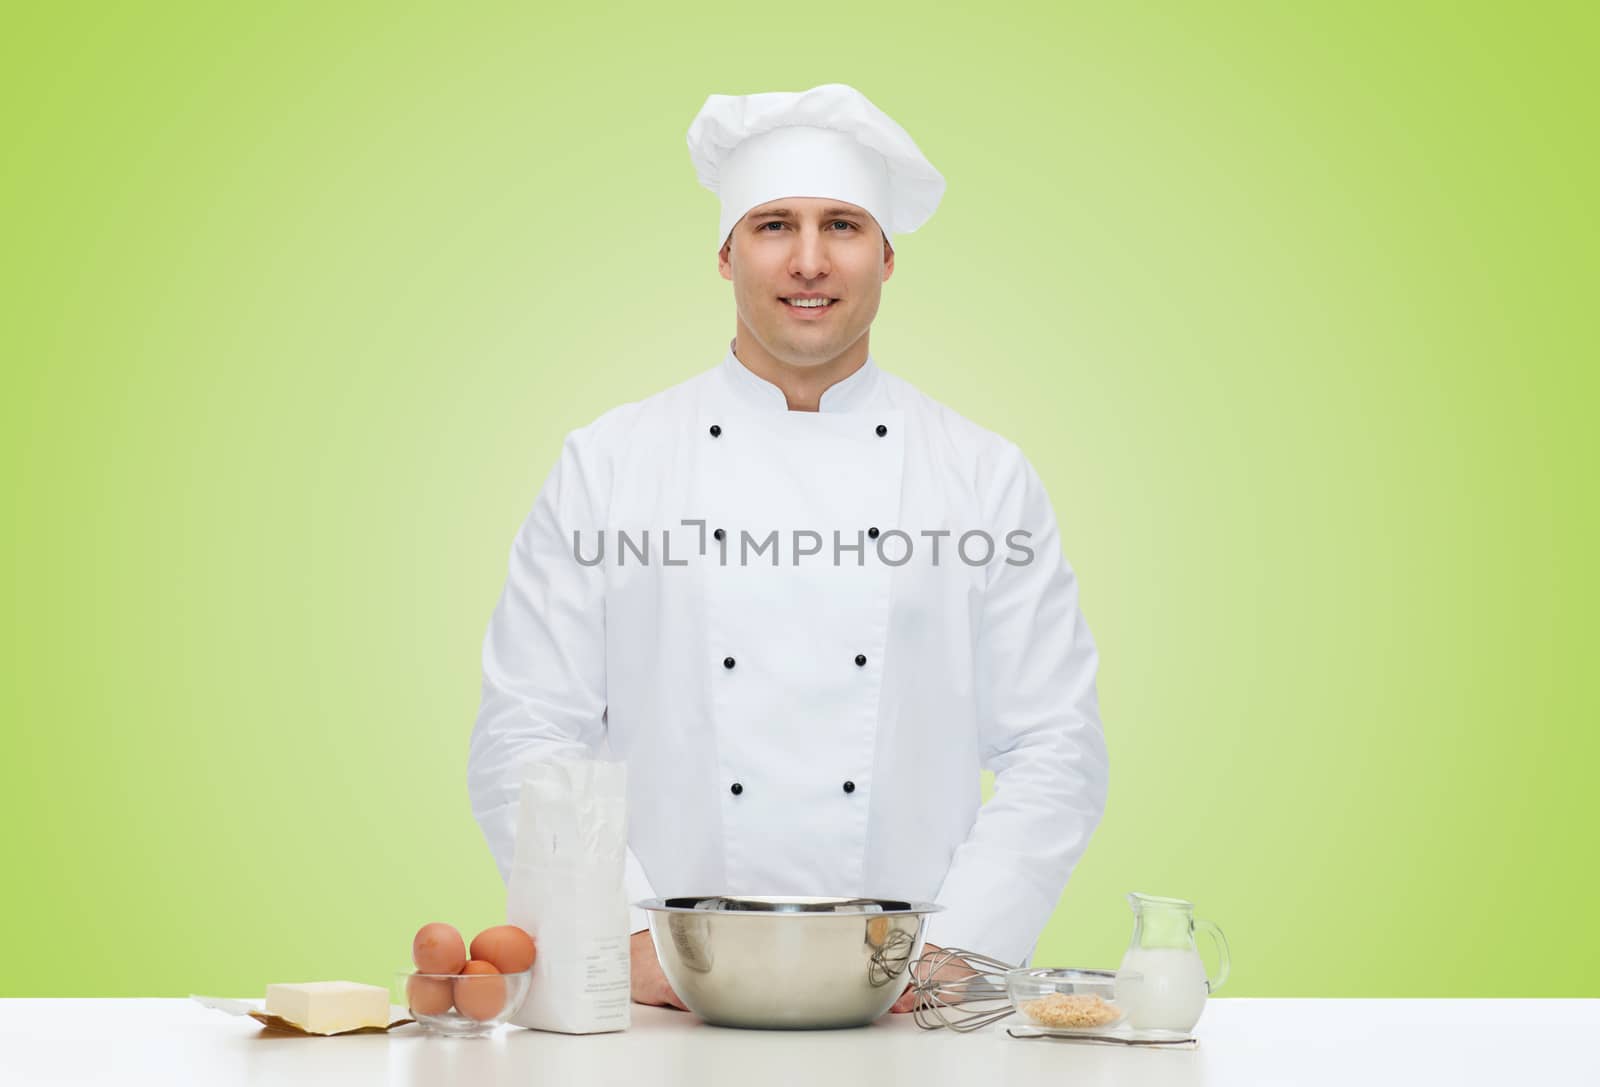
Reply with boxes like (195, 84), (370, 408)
(466, 428), (659, 936)
(922, 444), (1109, 966)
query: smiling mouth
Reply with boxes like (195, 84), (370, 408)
(779, 297), (838, 309)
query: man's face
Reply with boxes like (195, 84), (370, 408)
(718, 197), (895, 367)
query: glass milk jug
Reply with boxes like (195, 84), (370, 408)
(1114, 892), (1230, 1032)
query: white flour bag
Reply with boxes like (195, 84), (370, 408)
(507, 757), (631, 1033)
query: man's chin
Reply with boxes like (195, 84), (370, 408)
(770, 335), (850, 368)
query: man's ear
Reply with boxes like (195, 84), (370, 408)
(883, 237), (895, 281)
(718, 239), (733, 281)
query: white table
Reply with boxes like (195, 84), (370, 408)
(2, 999), (1595, 1085)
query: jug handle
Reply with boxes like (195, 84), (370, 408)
(1195, 919), (1230, 994)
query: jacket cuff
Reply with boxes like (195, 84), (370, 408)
(922, 848), (1063, 967)
(625, 845), (656, 936)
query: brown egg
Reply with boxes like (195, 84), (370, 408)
(406, 972), (454, 1016)
(469, 924), (538, 974)
(453, 960), (507, 1021)
(412, 922), (467, 974)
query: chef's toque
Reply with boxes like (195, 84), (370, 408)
(686, 82), (946, 252)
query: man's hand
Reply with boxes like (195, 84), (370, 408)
(890, 943), (979, 1014)
(630, 929), (689, 1011)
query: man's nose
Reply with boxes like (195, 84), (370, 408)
(788, 227), (831, 279)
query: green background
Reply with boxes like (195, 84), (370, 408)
(4, 3), (1594, 997)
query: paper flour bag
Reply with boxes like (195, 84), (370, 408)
(507, 757), (631, 1033)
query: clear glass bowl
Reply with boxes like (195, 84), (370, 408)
(1005, 968), (1135, 1033)
(392, 969), (533, 1037)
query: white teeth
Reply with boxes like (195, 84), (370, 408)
(785, 298), (832, 308)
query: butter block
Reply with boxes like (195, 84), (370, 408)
(265, 981), (390, 1034)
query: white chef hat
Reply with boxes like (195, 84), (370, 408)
(686, 82), (946, 252)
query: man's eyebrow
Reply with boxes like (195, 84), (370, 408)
(746, 206), (870, 220)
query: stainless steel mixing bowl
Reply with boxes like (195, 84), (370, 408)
(636, 895), (943, 1029)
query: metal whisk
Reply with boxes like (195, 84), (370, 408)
(907, 946), (1020, 1032)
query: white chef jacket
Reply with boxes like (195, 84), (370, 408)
(467, 342), (1108, 966)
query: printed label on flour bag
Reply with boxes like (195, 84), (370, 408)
(583, 937), (631, 1022)
(507, 758), (632, 1033)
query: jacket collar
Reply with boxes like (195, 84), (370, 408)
(719, 339), (881, 413)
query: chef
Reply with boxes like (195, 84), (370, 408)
(467, 83), (1109, 1014)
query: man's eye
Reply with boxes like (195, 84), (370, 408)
(830, 220), (855, 230)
